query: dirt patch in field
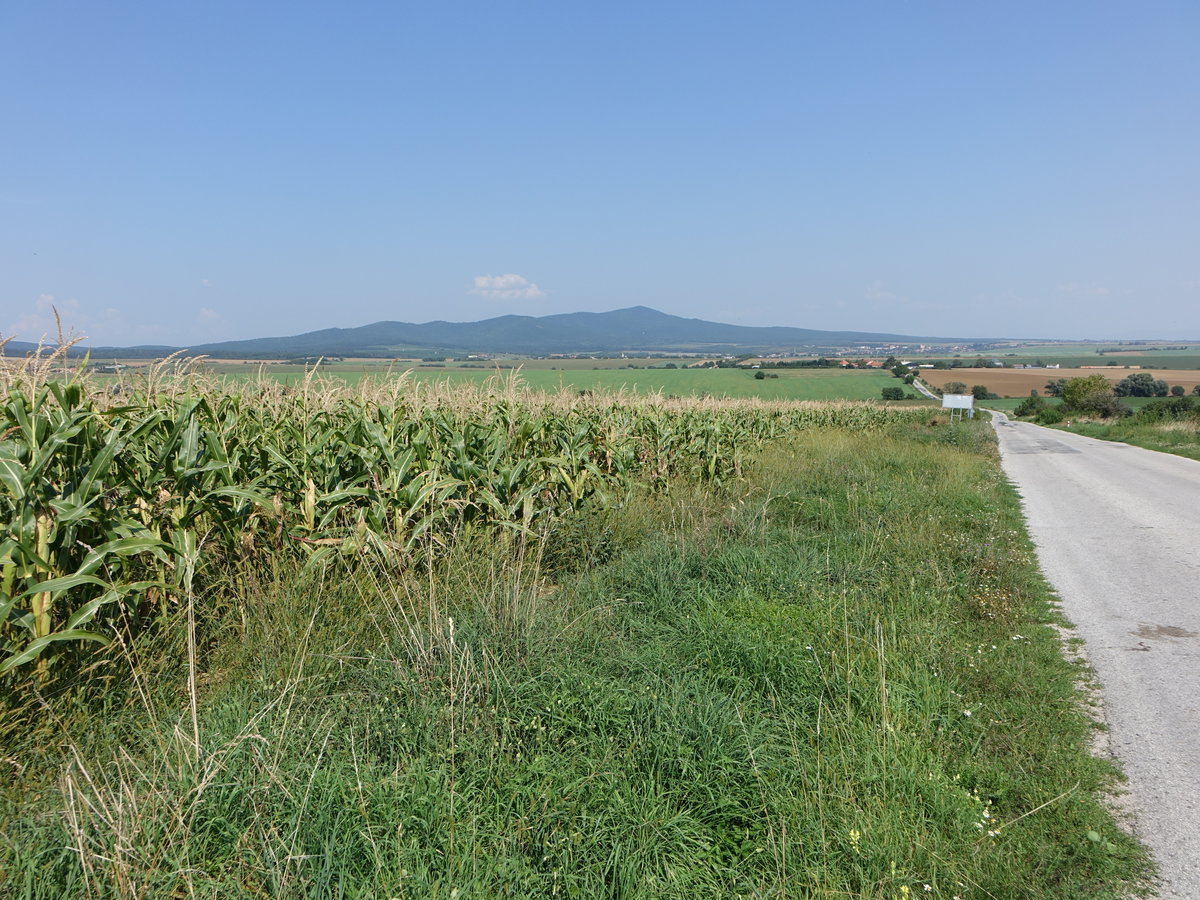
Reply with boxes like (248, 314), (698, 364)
(922, 368), (1200, 398)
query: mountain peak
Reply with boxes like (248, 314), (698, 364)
(8, 307), (982, 358)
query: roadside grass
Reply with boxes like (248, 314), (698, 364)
(1055, 418), (1200, 462)
(0, 422), (1151, 898)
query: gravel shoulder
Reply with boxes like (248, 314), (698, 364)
(990, 412), (1200, 898)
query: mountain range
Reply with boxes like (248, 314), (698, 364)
(4, 306), (984, 358)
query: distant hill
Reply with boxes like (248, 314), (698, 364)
(4, 306), (986, 358)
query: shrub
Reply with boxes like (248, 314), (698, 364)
(1014, 396), (1045, 418)
(1036, 407), (1065, 425)
(1089, 393), (1130, 418)
(880, 387), (905, 401)
(1137, 396), (1198, 422)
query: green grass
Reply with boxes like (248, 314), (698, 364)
(1055, 419), (1200, 461)
(0, 420), (1151, 898)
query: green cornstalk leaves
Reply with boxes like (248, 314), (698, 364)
(0, 385), (171, 676)
(1, 375), (925, 678)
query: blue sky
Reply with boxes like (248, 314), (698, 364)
(3, 1), (1197, 345)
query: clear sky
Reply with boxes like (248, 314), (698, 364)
(3, 1), (1198, 345)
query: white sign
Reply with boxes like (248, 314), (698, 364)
(941, 394), (975, 410)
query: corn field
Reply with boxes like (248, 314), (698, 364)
(0, 354), (926, 679)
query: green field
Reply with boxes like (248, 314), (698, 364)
(201, 356), (711, 373)
(193, 363), (907, 400)
(411, 366), (902, 400)
(1003, 342), (1200, 358)
(477, 356), (712, 370)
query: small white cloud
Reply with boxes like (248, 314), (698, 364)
(200, 278), (212, 288)
(197, 307), (225, 325)
(1058, 282), (1109, 297)
(470, 273), (546, 300)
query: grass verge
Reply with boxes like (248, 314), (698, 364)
(0, 421), (1152, 898)
(1055, 418), (1200, 462)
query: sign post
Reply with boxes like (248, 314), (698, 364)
(942, 393), (975, 423)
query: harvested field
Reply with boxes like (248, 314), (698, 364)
(921, 368), (1200, 397)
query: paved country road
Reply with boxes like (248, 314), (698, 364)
(990, 412), (1200, 898)
(911, 377), (939, 400)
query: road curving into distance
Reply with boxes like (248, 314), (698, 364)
(990, 411), (1200, 898)
(910, 376), (939, 400)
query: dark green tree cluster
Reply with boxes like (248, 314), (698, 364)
(1113, 372), (1168, 397)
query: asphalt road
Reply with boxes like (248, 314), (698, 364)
(990, 412), (1200, 898)
(911, 377), (939, 400)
